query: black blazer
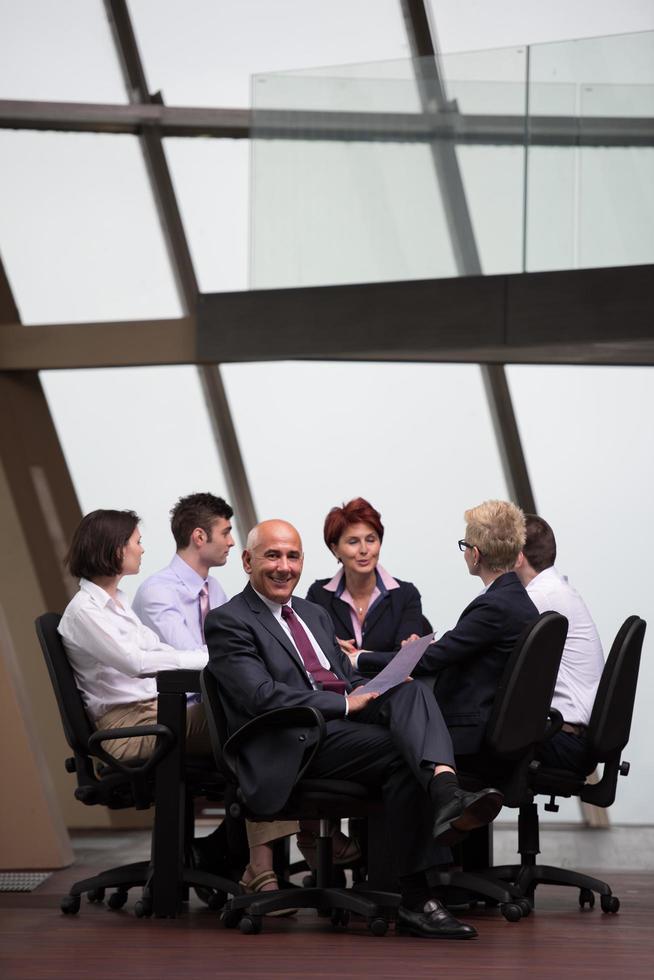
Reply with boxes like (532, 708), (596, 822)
(306, 577), (424, 655)
(359, 571), (539, 755)
(204, 584), (368, 814)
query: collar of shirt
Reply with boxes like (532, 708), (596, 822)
(526, 565), (564, 593)
(252, 586), (287, 621)
(322, 565), (400, 594)
(79, 577), (131, 611)
(170, 553), (208, 597)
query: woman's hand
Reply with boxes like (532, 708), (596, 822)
(400, 633), (420, 647)
(337, 637), (358, 658)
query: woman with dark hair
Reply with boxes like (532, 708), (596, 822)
(306, 497), (426, 667)
(58, 508), (210, 759)
(59, 509), (298, 908)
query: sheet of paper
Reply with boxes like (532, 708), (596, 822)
(355, 632), (436, 696)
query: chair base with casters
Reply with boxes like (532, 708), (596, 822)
(34, 612), (244, 919)
(220, 783), (399, 936)
(433, 614), (645, 921)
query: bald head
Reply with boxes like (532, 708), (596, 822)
(243, 519), (304, 605)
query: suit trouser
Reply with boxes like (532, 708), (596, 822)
(305, 680), (455, 877)
(96, 700), (297, 847)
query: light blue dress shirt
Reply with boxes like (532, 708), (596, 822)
(133, 553), (228, 651)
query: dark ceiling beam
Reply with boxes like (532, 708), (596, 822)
(195, 263), (654, 364)
(1, 99), (652, 147)
(2, 264), (652, 370)
(0, 317), (195, 370)
(104, 0), (257, 540)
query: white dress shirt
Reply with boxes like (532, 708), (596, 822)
(253, 589), (348, 715)
(525, 566), (604, 725)
(132, 553), (228, 650)
(58, 579), (208, 722)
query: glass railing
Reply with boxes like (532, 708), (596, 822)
(249, 31), (654, 288)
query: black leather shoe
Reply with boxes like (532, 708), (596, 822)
(396, 899), (477, 939)
(432, 787), (504, 846)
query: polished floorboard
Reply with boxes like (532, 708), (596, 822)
(1, 833), (653, 979)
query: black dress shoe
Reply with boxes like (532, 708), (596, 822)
(432, 787), (504, 846)
(396, 899), (477, 939)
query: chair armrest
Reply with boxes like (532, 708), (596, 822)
(88, 724), (175, 779)
(541, 707), (564, 742)
(223, 706), (325, 782)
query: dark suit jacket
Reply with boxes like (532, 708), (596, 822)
(358, 572), (539, 755)
(204, 583), (368, 814)
(306, 577), (424, 655)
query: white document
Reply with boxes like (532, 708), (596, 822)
(356, 632), (436, 696)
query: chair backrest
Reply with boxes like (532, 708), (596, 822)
(587, 615), (645, 761)
(485, 611), (568, 758)
(199, 666), (231, 779)
(35, 612), (95, 759)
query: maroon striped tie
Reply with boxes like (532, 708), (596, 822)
(281, 604), (346, 695)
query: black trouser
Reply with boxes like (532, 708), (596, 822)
(305, 680), (455, 876)
(537, 730), (596, 776)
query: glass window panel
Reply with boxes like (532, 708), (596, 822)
(40, 365), (247, 601)
(577, 146), (654, 268)
(129, 0), (407, 108)
(0, 0), (126, 102)
(222, 360), (508, 630)
(250, 53), (528, 287)
(164, 138), (249, 292)
(506, 364), (654, 823)
(0, 131), (181, 323)
(251, 139), (457, 288)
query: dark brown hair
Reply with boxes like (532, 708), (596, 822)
(323, 497), (384, 550)
(523, 514), (557, 573)
(170, 492), (233, 549)
(65, 509), (140, 580)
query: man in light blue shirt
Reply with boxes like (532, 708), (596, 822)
(133, 492), (233, 647)
(134, 492), (298, 904)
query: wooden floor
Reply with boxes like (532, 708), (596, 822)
(2, 845), (653, 979)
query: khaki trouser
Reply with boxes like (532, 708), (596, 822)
(96, 700), (297, 847)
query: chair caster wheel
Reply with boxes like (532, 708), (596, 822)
(108, 890), (129, 910)
(516, 899), (531, 917)
(207, 890), (227, 912)
(134, 898), (152, 918)
(221, 907), (242, 929)
(579, 888), (595, 909)
(330, 908), (350, 929)
(239, 914), (262, 934)
(61, 895), (81, 915)
(601, 894), (620, 914)
(87, 887), (105, 903)
(501, 902), (523, 922)
(369, 916), (389, 936)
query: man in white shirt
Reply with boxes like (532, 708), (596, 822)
(515, 515), (604, 774)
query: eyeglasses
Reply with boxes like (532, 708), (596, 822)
(458, 539), (483, 557)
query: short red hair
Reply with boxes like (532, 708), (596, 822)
(323, 497), (384, 550)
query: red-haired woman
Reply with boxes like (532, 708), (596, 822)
(306, 497), (427, 668)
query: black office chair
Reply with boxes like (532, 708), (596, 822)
(495, 614), (646, 913)
(200, 666), (398, 935)
(431, 611), (569, 921)
(35, 612), (239, 915)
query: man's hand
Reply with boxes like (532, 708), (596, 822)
(345, 690), (379, 713)
(400, 633), (420, 647)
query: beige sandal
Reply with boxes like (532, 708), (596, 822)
(238, 867), (297, 917)
(297, 832), (362, 871)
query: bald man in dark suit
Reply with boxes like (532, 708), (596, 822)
(205, 520), (504, 939)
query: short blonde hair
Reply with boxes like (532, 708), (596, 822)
(464, 500), (526, 572)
